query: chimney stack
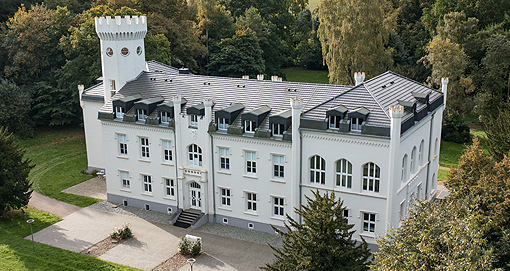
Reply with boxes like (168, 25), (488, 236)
(354, 72), (365, 86)
(257, 74), (264, 80)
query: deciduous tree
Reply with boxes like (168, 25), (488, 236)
(263, 190), (371, 271)
(0, 79), (33, 138)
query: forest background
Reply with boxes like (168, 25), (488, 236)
(1, 0), (510, 148)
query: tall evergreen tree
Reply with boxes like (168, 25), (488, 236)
(262, 190), (371, 271)
(0, 127), (33, 216)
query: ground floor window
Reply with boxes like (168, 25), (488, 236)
(273, 197), (284, 217)
(221, 188), (231, 206)
(142, 175), (152, 193)
(362, 212), (376, 233)
(165, 178), (175, 197)
(246, 192), (257, 211)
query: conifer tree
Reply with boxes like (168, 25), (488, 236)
(0, 127), (33, 216)
(262, 190), (371, 271)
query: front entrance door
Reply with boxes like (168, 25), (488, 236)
(190, 182), (201, 209)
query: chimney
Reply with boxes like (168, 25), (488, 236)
(257, 74), (264, 80)
(441, 77), (448, 109)
(354, 72), (365, 86)
(242, 75), (249, 79)
(271, 75), (279, 81)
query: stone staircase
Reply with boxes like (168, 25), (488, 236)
(173, 209), (202, 228)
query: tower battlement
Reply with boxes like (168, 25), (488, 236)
(95, 16), (147, 40)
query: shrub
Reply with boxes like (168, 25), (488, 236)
(111, 223), (132, 240)
(442, 112), (471, 143)
(178, 237), (191, 255)
(191, 241), (201, 256)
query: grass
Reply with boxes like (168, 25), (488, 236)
(439, 129), (489, 169)
(22, 126), (101, 207)
(0, 208), (138, 271)
(438, 168), (449, 181)
(284, 67), (329, 84)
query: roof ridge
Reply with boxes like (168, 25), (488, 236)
(385, 70), (441, 93)
(362, 82), (390, 119)
(303, 84), (360, 114)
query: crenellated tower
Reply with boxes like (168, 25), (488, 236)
(95, 15), (147, 103)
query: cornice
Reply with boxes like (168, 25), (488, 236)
(102, 120), (174, 133)
(302, 133), (389, 148)
(213, 134), (292, 148)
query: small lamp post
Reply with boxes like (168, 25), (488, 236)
(187, 258), (196, 271)
(26, 219), (35, 252)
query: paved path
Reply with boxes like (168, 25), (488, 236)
(28, 192), (82, 218)
(62, 177), (107, 200)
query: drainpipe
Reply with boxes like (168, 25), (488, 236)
(203, 98), (214, 217)
(173, 126), (180, 209)
(210, 133), (216, 223)
(172, 96), (184, 209)
(386, 105), (403, 229)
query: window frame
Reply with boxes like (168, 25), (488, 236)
(272, 196), (285, 217)
(219, 147), (230, 171)
(115, 106), (125, 119)
(336, 159), (352, 188)
(418, 140), (424, 166)
(161, 111), (171, 123)
(142, 174), (152, 194)
(140, 137), (150, 159)
(120, 171), (130, 189)
(310, 155), (326, 185)
(351, 117), (363, 131)
(362, 162), (380, 192)
(190, 114), (198, 127)
(273, 155), (285, 178)
(329, 115), (339, 129)
(162, 140), (172, 162)
(118, 134), (128, 156)
(218, 118), (229, 130)
(245, 151), (257, 175)
(137, 109), (148, 120)
(246, 192), (257, 212)
(164, 178), (175, 197)
(362, 212), (376, 233)
(245, 120), (256, 133)
(401, 154), (408, 182)
(272, 123), (285, 136)
(188, 144), (203, 167)
(220, 188), (231, 207)
(410, 147), (416, 174)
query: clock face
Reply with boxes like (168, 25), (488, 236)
(190, 129), (198, 140)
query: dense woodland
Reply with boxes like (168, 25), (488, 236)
(0, 0), (510, 151)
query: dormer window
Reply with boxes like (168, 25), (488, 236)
(138, 109), (148, 120)
(161, 111), (171, 123)
(351, 117), (363, 131)
(329, 116), (339, 129)
(190, 114), (198, 127)
(272, 123), (285, 136)
(115, 106), (125, 119)
(218, 118), (229, 130)
(245, 120), (256, 133)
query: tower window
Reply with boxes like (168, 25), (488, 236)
(121, 47), (129, 56)
(106, 47), (113, 56)
(137, 46), (142, 55)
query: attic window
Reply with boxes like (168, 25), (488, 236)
(326, 105), (348, 129)
(329, 116), (340, 129)
(137, 109), (148, 120)
(137, 46), (142, 55)
(161, 111), (171, 123)
(121, 47), (129, 56)
(351, 118), (363, 131)
(115, 107), (125, 119)
(218, 118), (229, 130)
(245, 120), (256, 133)
(106, 47), (113, 57)
(272, 123), (285, 136)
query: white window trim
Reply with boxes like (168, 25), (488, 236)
(329, 115), (339, 129)
(137, 109), (148, 121)
(141, 174), (152, 195)
(119, 170), (130, 191)
(115, 106), (125, 119)
(359, 210), (378, 236)
(162, 139), (173, 164)
(272, 154), (285, 179)
(219, 147), (230, 172)
(218, 186), (232, 210)
(272, 123), (285, 136)
(161, 111), (171, 123)
(362, 162), (381, 193)
(245, 191), (258, 213)
(310, 155), (326, 185)
(245, 150), (257, 175)
(351, 117), (363, 131)
(117, 133), (128, 157)
(139, 137), (150, 160)
(190, 114), (199, 127)
(270, 195), (286, 219)
(163, 177), (176, 199)
(218, 118), (229, 130)
(244, 120), (256, 133)
(336, 159), (352, 189)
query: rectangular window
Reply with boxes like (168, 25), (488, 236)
(351, 117), (363, 131)
(140, 137), (149, 158)
(161, 111), (171, 123)
(272, 123), (285, 136)
(142, 175), (152, 193)
(329, 115), (338, 128)
(110, 79), (116, 91)
(246, 151), (256, 174)
(343, 209), (349, 223)
(219, 148), (230, 170)
(162, 140), (172, 162)
(221, 188), (231, 206)
(273, 155), (284, 178)
(118, 134), (127, 155)
(190, 114), (198, 127)
(121, 171), (130, 188)
(273, 197), (285, 217)
(138, 109), (148, 120)
(247, 192), (257, 211)
(115, 107), (125, 118)
(164, 178), (175, 197)
(218, 118), (229, 130)
(362, 212), (376, 233)
(245, 120), (256, 132)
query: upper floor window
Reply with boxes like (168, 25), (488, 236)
(363, 162), (380, 192)
(343, 209), (349, 223)
(272, 123), (285, 136)
(161, 111), (171, 123)
(329, 115), (339, 129)
(336, 159), (352, 188)
(273, 155), (284, 178)
(137, 109), (148, 120)
(109, 80), (116, 91)
(246, 151), (257, 174)
(188, 144), (202, 166)
(162, 140), (172, 162)
(190, 114), (198, 127)
(115, 107), (125, 118)
(120, 171), (130, 189)
(401, 155), (408, 182)
(219, 148), (230, 170)
(218, 118), (229, 130)
(419, 140), (424, 166)
(310, 155), (326, 184)
(434, 138), (439, 156)
(410, 147), (416, 173)
(140, 137), (149, 158)
(106, 47), (113, 56)
(118, 134), (127, 155)
(245, 120), (256, 133)
(351, 117), (363, 131)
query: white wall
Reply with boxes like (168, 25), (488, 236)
(81, 100), (105, 170)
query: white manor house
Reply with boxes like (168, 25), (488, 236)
(79, 15), (447, 244)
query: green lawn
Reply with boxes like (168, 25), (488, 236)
(284, 67), (329, 84)
(0, 208), (138, 271)
(22, 126), (101, 207)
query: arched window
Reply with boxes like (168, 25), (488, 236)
(336, 159), (352, 188)
(401, 155), (408, 182)
(310, 155), (326, 184)
(418, 140), (424, 166)
(363, 162), (380, 192)
(434, 138), (439, 156)
(410, 147), (416, 173)
(188, 144), (203, 166)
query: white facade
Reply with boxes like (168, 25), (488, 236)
(79, 16), (446, 245)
